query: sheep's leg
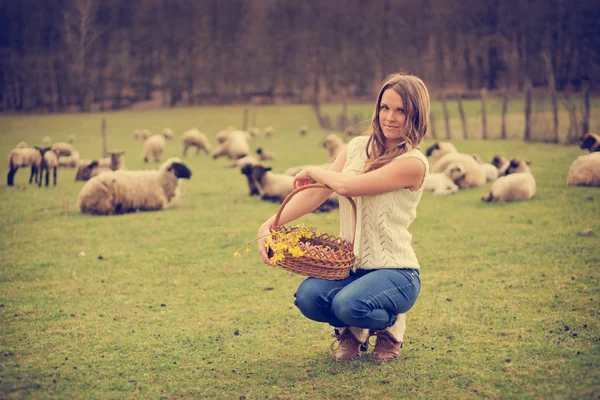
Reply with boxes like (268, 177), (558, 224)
(7, 167), (18, 186)
(38, 168), (43, 187)
(53, 167), (57, 186)
(183, 144), (189, 157)
(27, 166), (35, 184)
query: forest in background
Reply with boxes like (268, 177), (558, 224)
(0, 0), (598, 113)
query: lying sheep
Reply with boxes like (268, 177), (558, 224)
(98, 150), (126, 169)
(77, 158), (192, 215)
(323, 134), (347, 162)
(579, 132), (600, 152)
(67, 134), (76, 144)
(423, 163), (464, 195)
(51, 142), (75, 157)
(241, 164), (294, 201)
(162, 128), (174, 140)
(482, 163), (499, 182)
(491, 155), (510, 176)
(182, 129), (211, 156)
(16, 141), (28, 148)
(38, 147), (60, 187)
(58, 150), (80, 168)
(212, 130), (250, 160)
(482, 158), (536, 202)
(7, 147), (42, 186)
(75, 151), (125, 181)
(142, 135), (166, 163)
(42, 136), (52, 146)
(248, 127), (260, 138)
(256, 147), (276, 161)
(432, 153), (487, 188)
(567, 152), (600, 187)
(425, 141), (458, 166)
(264, 126), (275, 138)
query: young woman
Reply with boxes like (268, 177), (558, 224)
(257, 73), (430, 362)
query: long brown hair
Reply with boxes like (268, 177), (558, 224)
(363, 73), (430, 173)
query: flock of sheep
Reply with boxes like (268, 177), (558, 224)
(6, 125), (600, 216)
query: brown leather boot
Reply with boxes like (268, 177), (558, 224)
(330, 327), (367, 362)
(369, 330), (403, 362)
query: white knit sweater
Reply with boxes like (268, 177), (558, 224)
(338, 136), (429, 271)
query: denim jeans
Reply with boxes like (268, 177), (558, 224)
(294, 268), (420, 331)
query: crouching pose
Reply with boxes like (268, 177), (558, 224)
(257, 73), (429, 362)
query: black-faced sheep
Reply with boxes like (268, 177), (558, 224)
(423, 163), (464, 195)
(37, 147), (60, 187)
(256, 147), (276, 161)
(75, 151), (125, 181)
(182, 129), (211, 156)
(142, 135), (166, 163)
(162, 128), (174, 140)
(431, 153), (487, 188)
(579, 133), (600, 153)
(567, 152), (600, 187)
(491, 155), (510, 176)
(7, 147), (42, 186)
(323, 134), (347, 162)
(240, 164), (293, 201)
(51, 142), (75, 157)
(77, 158), (192, 215)
(425, 141), (457, 166)
(482, 158), (536, 202)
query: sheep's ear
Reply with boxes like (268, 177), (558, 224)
(89, 161), (99, 168)
(425, 142), (439, 156)
(265, 166), (272, 172)
(241, 164), (252, 175)
(170, 162), (192, 179)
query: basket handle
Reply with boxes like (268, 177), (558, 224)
(272, 183), (357, 245)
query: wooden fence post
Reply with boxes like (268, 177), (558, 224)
(101, 118), (107, 158)
(524, 80), (532, 142)
(501, 87), (509, 140)
(480, 88), (488, 140)
(456, 93), (468, 139)
(429, 111), (437, 140)
(242, 108), (249, 131)
(441, 94), (451, 139)
(543, 52), (559, 143)
(582, 80), (590, 135)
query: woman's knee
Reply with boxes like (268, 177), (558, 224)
(294, 279), (330, 316)
(330, 290), (370, 326)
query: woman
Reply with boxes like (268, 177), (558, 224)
(257, 73), (430, 362)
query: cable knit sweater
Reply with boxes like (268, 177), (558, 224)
(338, 136), (429, 271)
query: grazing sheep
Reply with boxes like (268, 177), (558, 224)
(283, 163), (332, 177)
(42, 136), (52, 146)
(423, 163), (464, 195)
(77, 158), (192, 215)
(256, 147), (276, 161)
(425, 141), (458, 166)
(567, 152), (600, 187)
(7, 147), (42, 186)
(579, 132), (600, 153)
(67, 134), (76, 144)
(264, 126), (274, 138)
(432, 152), (487, 189)
(75, 151), (125, 181)
(216, 127), (236, 144)
(248, 127), (260, 137)
(51, 142), (75, 157)
(182, 129), (211, 156)
(212, 130), (250, 160)
(162, 128), (174, 140)
(37, 147), (60, 187)
(142, 135), (166, 163)
(133, 129), (142, 140)
(16, 141), (28, 148)
(141, 129), (151, 140)
(299, 126), (308, 136)
(241, 164), (294, 201)
(482, 158), (536, 202)
(323, 134), (347, 162)
(58, 150), (80, 168)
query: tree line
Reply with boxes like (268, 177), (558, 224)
(1, 0), (598, 113)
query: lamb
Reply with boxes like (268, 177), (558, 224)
(182, 129), (211, 156)
(431, 152), (487, 188)
(425, 141), (458, 166)
(7, 147), (42, 186)
(423, 163), (464, 195)
(42, 136), (52, 146)
(481, 163), (499, 182)
(567, 152), (600, 187)
(16, 141), (28, 148)
(51, 142), (75, 157)
(263, 126), (275, 138)
(77, 158), (192, 215)
(142, 134), (166, 163)
(248, 127), (260, 137)
(133, 129), (142, 140)
(579, 132), (600, 152)
(58, 150), (80, 168)
(256, 147), (276, 161)
(67, 134), (76, 144)
(323, 134), (347, 162)
(37, 147), (60, 187)
(241, 164), (294, 201)
(162, 128), (174, 140)
(482, 158), (536, 202)
(75, 151), (125, 181)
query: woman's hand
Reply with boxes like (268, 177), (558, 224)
(293, 167), (316, 189)
(257, 223), (274, 266)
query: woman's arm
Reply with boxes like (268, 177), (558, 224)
(295, 153), (426, 197)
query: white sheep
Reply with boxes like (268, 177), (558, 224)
(248, 127), (260, 138)
(256, 147), (276, 161)
(75, 151), (125, 181)
(77, 158), (192, 215)
(482, 158), (536, 202)
(212, 130), (250, 160)
(299, 126), (308, 136)
(98, 150), (126, 169)
(423, 162), (464, 195)
(141, 129), (151, 140)
(7, 147), (42, 186)
(263, 126), (275, 138)
(162, 128), (174, 140)
(431, 152), (487, 189)
(216, 127), (235, 144)
(58, 150), (80, 168)
(182, 129), (211, 156)
(323, 134), (347, 162)
(42, 136), (52, 146)
(142, 135), (166, 163)
(38, 147), (60, 187)
(16, 141), (28, 148)
(567, 152), (600, 187)
(233, 155), (259, 169)
(133, 129), (142, 140)
(579, 132), (600, 153)
(481, 163), (499, 182)
(67, 134), (76, 144)
(425, 141), (458, 166)
(51, 142), (75, 157)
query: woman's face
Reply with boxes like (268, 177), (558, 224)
(378, 88), (407, 149)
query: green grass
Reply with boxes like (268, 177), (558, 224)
(0, 103), (599, 399)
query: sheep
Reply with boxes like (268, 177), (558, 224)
(37, 147), (60, 187)
(182, 129), (211, 156)
(567, 152), (600, 187)
(264, 126), (275, 138)
(423, 163), (464, 195)
(579, 132), (600, 153)
(141, 129), (151, 140)
(343, 126), (356, 137)
(212, 130), (250, 160)
(58, 150), (80, 168)
(233, 155), (258, 169)
(482, 158), (536, 202)
(42, 136), (52, 146)
(67, 134), (76, 144)
(256, 147), (276, 161)
(425, 141), (458, 166)
(7, 147), (42, 186)
(431, 152), (487, 189)
(51, 142), (75, 157)
(162, 128), (174, 140)
(240, 164), (294, 201)
(216, 127), (236, 144)
(248, 127), (260, 137)
(299, 126), (308, 136)
(98, 150), (126, 169)
(323, 134), (347, 162)
(133, 129), (142, 140)
(75, 151), (125, 181)
(77, 158), (192, 215)
(482, 163), (499, 182)
(16, 141), (28, 148)
(142, 134), (166, 163)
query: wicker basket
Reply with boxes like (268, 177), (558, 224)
(268, 183), (356, 280)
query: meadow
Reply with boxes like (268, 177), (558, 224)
(0, 100), (599, 399)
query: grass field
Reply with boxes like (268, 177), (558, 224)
(0, 102), (599, 399)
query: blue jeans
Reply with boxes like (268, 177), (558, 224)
(294, 268), (420, 330)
